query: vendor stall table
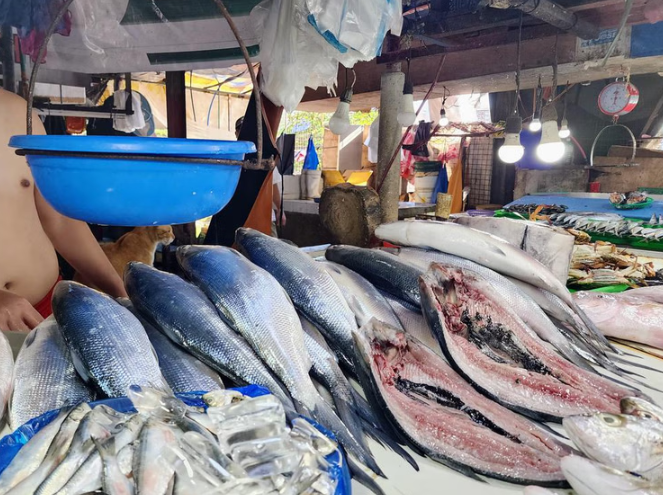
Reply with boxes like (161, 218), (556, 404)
(507, 193), (663, 220)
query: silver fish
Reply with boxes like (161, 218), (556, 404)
(375, 220), (604, 344)
(56, 413), (144, 495)
(124, 262), (292, 408)
(10, 317), (95, 429)
(95, 437), (135, 495)
(563, 413), (663, 480)
(234, 228), (359, 373)
(561, 455), (663, 495)
(318, 261), (403, 329)
(7, 403), (91, 495)
(142, 319), (225, 394)
(0, 409), (70, 494)
(621, 397), (663, 422)
(0, 332), (12, 426)
(380, 291), (441, 355)
(52, 282), (168, 397)
(176, 245), (382, 476)
(133, 419), (177, 495)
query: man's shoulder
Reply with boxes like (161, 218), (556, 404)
(0, 88), (27, 112)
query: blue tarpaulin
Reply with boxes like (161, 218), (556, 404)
(303, 136), (320, 170)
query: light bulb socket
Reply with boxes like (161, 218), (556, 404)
(341, 88), (353, 104)
(440, 108), (446, 119)
(402, 79), (414, 96)
(505, 114), (522, 134)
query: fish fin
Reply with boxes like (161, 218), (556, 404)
(347, 458), (386, 495)
(361, 419), (419, 471)
(427, 453), (486, 483)
(350, 387), (380, 428)
(305, 394), (385, 479)
(93, 436), (116, 461)
(347, 294), (372, 329)
(611, 354), (663, 375)
(570, 301), (620, 354)
(68, 347), (92, 384)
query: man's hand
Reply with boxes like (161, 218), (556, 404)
(0, 289), (43, 332)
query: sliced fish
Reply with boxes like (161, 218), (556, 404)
(419, 264), (635, 421)
(52, 282), (168, 398)
(124, 262), (292, 408)
(353, 319), (570, 486)
(10, 317), (95, 429)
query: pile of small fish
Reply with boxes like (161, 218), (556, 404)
(2, 220), (663, 493)
(551, 211), (663, 242)
(0, 386), (340, 495)
(503, 204), (567, 217)
(609, 190), (649, 206)
(569, 241), (656, 287)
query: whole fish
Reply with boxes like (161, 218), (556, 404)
(95, 437), (135, 495)
(318, 261), (403, 329)
(563, 413), (663, 480)
(353, 319), (570, 486)
(234, 228), (358, 372)
(561, 455), (663, 495)
(56, 413), (144, 495)
(419, 264), (634, 421)
(6, 403), (91, 495)
(0, 332), (12, 426)
(177, 245), (383, 477)
(124, 262), (292, 408)
(390, 247), (593, 370)
(142, 318), (224, 394)
(9, 317), (95, 429)
(325, 245), (422, 308)
(133, 419), (177, 495)
(0, 409), (70, 494)
(574, 291), (663, 350)
(375, 220), (604, 344)
(621, 397), (663, 421)
(52, 282), (168, 397)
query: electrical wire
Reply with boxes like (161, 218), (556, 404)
(513, 11), (523, 115)
(602, 0), (634, 67)
(189, 70), (197, 122)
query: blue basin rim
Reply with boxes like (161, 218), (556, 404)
(9, 135), (256, 156)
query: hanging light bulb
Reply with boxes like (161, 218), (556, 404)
(498, 114), (524, 163)
(439, 108), (449, 127)
(536, 105), (565, 164)
(329, 88), (352, 135)
(558, 118), (571, 139)
(529, 118), (542, 132)
(397, 79), (416, 127)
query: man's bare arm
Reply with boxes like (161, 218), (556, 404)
(0, 289), (43, 331)
(34, 190), (127, 298)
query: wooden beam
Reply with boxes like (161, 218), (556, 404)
(642, 90), (663, 137)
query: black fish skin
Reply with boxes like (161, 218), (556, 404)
(325, 246), (423, 309)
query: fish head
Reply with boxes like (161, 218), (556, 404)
(560, 456), (655, 495)
(563, 413), (663, 474)
(621, 397), (663, 422)
(234, 227), (264, 249)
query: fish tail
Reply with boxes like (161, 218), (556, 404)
(569, 301), (620, 354)
(361, 419), (419, 471)
(346, 458), (386, 495)
(350, 388), (380, 428)
(306, 393), (385, 479)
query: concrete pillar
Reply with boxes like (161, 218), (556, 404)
(377, 69), (404, 223)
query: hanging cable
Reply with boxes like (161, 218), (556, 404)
(189, 70), (197, 122)
(513, 11), (523, 115)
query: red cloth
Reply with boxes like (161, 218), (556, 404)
(33, 276), (62, 319)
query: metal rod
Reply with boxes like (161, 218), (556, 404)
(26, 0), (75, 134)
(212, 0), (262, 170)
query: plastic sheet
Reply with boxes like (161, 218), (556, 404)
(0, 386), (350, 495)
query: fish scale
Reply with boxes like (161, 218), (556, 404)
(124, 262), (292, 409)
(177, 244), (383, 477)
(234, 229), (358, 372)
(9, 317), (95, 430)
(52, 282), (169, 398)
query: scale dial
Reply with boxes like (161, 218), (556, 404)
(598, 81), (639, 116)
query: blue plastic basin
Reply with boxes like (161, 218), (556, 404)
(8, 135), (256, 226)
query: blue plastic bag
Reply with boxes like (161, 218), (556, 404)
(303, 136), (320, 170)
(431, 164), (449, 203)
(0, 386), (351, 494)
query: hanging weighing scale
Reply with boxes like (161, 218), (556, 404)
(589, 80), (640, 168)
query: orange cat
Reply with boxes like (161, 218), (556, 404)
(77, 226), (175, 284)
